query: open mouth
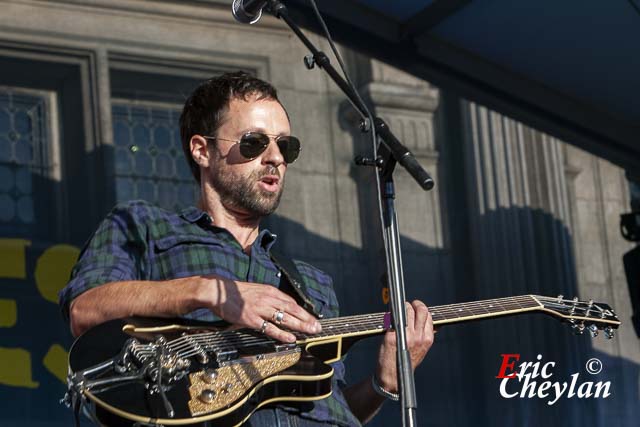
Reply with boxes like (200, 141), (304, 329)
(259, 175), (280, 192)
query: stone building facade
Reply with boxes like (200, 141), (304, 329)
(0, 1), (637, 426)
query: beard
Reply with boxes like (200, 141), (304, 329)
(209, 163), (284, 217)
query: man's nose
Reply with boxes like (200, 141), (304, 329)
(261, 138), (285, 166)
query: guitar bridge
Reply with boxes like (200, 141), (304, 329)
(212, 347), (238, 363)
(274, 342), (298, 352)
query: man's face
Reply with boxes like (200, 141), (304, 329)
(206, 95), (291, 217)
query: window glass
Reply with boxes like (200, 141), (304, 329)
(0, 87), (55, 236)
(112, 100), (197, 212)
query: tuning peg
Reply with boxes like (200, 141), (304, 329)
(588, 299), (594, 307)
(572, 323), (585, 335)
(588, 324), (599, 338)
(604, 327), (615, 339)
(572, 296), (579, 304)
(557, 294), (564, 303)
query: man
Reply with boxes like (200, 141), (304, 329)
(59, 71), (434, 426)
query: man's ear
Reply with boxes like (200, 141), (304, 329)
(190, 135), (211, 168)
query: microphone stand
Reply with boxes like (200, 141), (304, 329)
(264, 2), (434, 426)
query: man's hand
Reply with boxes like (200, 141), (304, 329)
(343, 300), (434, 423)
(68, 276), (321, 340)
(375, 300), (434, 393)
(204, 277), (322, 343)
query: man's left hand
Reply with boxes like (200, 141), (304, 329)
(375, 300), (434, 393)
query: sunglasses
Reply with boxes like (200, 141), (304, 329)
(202, 132), (301, 164)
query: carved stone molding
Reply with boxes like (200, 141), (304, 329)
(361, 81), (439, 113)
(356, 62), (440, 156)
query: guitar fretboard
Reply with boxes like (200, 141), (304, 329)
(132, 296), (543, 359)
(293, 295), (541, 342)
(104, 293), (622, 370)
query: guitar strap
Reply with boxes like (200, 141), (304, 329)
(270, 250), (324, 319)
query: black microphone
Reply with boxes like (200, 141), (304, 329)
(232, 0), (268, 24)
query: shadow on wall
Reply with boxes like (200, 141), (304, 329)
(265, 206), (639, 427)
(0, 197), (636, 426)
(0, 158), (636, 426)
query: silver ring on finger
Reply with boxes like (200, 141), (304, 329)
(260, 320), (269, 334)
(272, 309), (285, 325)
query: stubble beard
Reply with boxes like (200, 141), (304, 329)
(210, 164), (284, 217)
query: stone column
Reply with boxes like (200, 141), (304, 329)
(459, 100), (590, 425)
(361, 60), (445, 300)
(350, 60), (471, 427)
(564, 145), (639, 425)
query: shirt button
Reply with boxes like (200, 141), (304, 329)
(276, 272), (282, 278)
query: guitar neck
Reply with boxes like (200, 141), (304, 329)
(297, 295), (542, 343)
(117, 294), (618, 357)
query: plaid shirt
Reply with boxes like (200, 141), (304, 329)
(59, 200), (362, 427)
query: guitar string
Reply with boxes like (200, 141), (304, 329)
(140, 314), (389, 357)
(535, 296), (612, 317)
(429, 295), (532, 309)
(169, 295), (538, 352)
(433, 295), (537, 312)
(430, 296), (535, 313)
(165, 295), (539, 353)
(133, 296), (542, 358)
(136, 312), (394, 359)
(149, 295), (557, 356)
(141, 295), (538, 356)
(137, 296), (539, 357)
(133, 313), (388, 357)
(427, 298), (537, 320)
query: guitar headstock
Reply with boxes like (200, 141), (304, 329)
(532, 295), (621, 338)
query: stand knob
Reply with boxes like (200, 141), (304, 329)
(304, 55), (315, 69)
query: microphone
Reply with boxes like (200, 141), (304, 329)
(232, 0), (268, 24)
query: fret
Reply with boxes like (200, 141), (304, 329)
(274, 296), (544, 344)
(149, 295), (620, 370)
(157, 295), (578, 357)
(430, 296), (538, 323)
(467, 303), (490, 316)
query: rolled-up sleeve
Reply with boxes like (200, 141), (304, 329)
(58, 202), (148, 322)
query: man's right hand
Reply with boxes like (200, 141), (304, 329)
(68, 275), (321, 341)
(202, 277), (322, 343)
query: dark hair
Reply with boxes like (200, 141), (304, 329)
(179, 71), (283, 183)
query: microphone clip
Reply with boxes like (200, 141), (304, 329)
(304, 55), (315, 70)
(354, 155), (385, 169)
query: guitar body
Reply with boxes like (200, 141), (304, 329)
(68, 318), (335, 426)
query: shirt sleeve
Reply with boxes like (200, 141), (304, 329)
(58, 202), (148, 322)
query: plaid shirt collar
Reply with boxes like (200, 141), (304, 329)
(178, 205), (278, 252)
